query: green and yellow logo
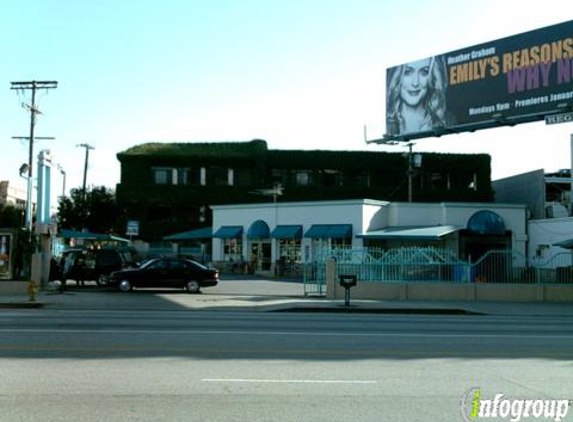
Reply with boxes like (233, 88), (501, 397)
(461, 387), (570, 422)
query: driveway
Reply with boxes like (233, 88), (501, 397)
(36, 276), (307, 312)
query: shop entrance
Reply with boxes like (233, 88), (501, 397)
(249, 241), (272, 273)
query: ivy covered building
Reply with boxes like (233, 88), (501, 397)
(116, 139), (493, 241)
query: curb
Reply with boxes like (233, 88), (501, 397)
(0, 301), (46, 309)
(271, 305), (485, 315)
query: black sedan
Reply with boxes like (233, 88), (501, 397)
(109, 258), (219, 293)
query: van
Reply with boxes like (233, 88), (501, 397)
(58, 247), (139, 287)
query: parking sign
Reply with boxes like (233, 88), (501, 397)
(126, 220), (139, 236)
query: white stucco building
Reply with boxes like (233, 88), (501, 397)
(0, 180), (27, 209)
(210, 199), (527, 275)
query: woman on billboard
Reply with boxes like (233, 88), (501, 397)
(386, 55), (453, 136)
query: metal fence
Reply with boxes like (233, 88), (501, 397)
(303, 247), (573, 296)
(303, 261), (326, 296)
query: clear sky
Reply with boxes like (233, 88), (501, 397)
(1, 0), (572, 196)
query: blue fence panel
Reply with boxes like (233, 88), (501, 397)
(303, 247), (573, 296)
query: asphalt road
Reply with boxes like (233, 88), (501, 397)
(1, 309), (573, 422)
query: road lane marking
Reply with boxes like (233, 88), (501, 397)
(201, 378), (377, 384)
(0, 328), (572, 339)
(1, 344), (572, 358)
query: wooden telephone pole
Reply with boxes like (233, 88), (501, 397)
(10, 81), (58, 231)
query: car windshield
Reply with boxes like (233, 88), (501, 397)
(139, 259), (159, 269)
(188, 260), (209, 270)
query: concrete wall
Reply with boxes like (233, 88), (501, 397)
(328, 280), (573, 303)
(0, 281), (29, 295)
(325, 265), (573, 303)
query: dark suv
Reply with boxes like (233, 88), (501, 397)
(58, 247), (139, 287)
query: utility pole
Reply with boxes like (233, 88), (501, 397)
(77, 143), (95, 196)
(10, 81), (58, 232)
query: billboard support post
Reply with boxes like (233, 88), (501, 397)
(570, 134), (573, 216)
(407, 143), (414, 203)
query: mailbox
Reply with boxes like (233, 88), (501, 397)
(339, 275), (357, 288)
(339, 275), (357, 307)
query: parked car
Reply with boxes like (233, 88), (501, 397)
(57, 247), (140, 287)
(109, 258), (219, 293)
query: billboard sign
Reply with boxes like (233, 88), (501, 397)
(545, 111), (573, 125)
(385, 20), (573, 140)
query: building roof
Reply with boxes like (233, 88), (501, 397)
(117, 139), (268, 160)
(358, 225), (460, 241)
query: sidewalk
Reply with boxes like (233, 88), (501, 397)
(2, 277), (573, 316)
(3, 290), (573, 317)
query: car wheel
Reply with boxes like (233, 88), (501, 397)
(185, 280), (201, 293)
(96, 274), (109, 286)
(119, 280), (132, 292)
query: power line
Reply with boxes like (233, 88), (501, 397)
(10, 80), (58, 231)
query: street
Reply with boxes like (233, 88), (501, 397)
(1, 308), (573, 421)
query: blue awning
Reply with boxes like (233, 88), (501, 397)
(271, 225), (303, 239)
(304, 224), (352, 239)
(467, 210), (506, 235)
(247, 220), (270, 239)
(213, 226), (243, 239)
(163, 227), (212, 241)
(358, 225), (460, 241)
(553, 239), (573, 249)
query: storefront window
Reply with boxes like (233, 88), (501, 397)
(278, 239), (302, 263)
(331, 238), (352, 249)
(223, 238), (243, 261)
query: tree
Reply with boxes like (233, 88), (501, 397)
(0, 204), (24, 229)
(57, 186), (123, 234)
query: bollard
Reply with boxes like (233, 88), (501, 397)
(28, 280), (38, 302)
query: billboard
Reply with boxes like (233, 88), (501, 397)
(385, 20), (573, 140)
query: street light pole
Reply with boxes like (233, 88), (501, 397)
(57, 164), (66, 197)
(12, 136), (55, 231)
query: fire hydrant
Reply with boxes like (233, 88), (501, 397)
(28, 280), (38, 302)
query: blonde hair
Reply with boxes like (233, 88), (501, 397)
(386, 56), (449, 135)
